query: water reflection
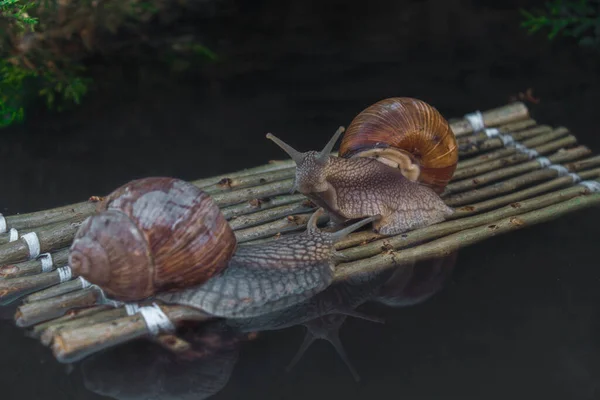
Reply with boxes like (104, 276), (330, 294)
(79, 252), (458, 399)
(81, 322), (250, 400)
(0, 302), (18, 321)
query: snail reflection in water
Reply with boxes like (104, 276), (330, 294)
(79, 252), (458, 399)
(266, 97), (459, 235)
(81, 321), (250, 400)
(226, 251), (458, 382)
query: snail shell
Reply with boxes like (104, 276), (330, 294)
(339, 97), (458, 193)
(68, 177), (237, 302)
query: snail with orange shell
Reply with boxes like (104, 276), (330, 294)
(267, 97), (458, 235)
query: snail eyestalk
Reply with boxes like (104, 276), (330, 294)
(307, 208), (378, 239)
(330, 215), (381, 241)
(307, 208), (326, 234)
(317, 126), (345, 164)
(266, 133), (306, 164)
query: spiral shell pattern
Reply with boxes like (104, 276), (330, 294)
(339, 97), (458, 193)
(69, 177), (237, 301)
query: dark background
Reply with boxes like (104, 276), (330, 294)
(1, 0), (600, 399)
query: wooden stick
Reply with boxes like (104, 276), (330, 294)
(334, 192), (600, 280)
(0, 269), (68, 305)
(452, 140), (586, 181)
(35, 306), (123, 343)
(444, 147), (593, 195)
(447, 101), (529, 137)
(236, 212), (330, 243)
(457, 127), (571, 169)
(15, 286), (105, 327)
(456, 118), (536, 145)
(49, 304), (211, 363)
(203, 168), (297, 195)
(0, 201), (97, 232)
(444, 158), (599, 207)
(0, 221), (81, 267)
(0, 248), (69, 279)
(458, 125), (553, 156)
(450, 169), (600, 218)
(192, 160), (296, 189)
(23, 276), (90, 303)
(30, 305), (111, 340)
(228, 201), (315, 230)
(222, 194), (307, 219)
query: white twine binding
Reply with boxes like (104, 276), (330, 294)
(513, 143), (539, 159)
(569, 173), (582, 183)
(139, 303), (175, 336)
(536, 157), (552, 168)
(21, 232), (41, 259)
(57, 266), (72, 283)
(465, 110), (485, 132)
(9, 228), (18, 242)
(79, 276), (92, 289)
(500, 134), (514, 146)
(39, 253), (54, 272)
(125, 304), (141, 316)
(549, 165), (569, 177)
(580, 180), (600, 193)
(494, 131), (585, 185)
(484, 128), (500, 138)
(0, 214), (6, 234)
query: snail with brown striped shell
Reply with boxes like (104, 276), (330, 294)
(68, 177), (377, 318)
(266, 97), (458, 235)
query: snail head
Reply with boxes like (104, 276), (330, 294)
(266, 126), (345, 194)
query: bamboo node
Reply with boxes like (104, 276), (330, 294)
(248, 198), (266, 208)
(218, 178), (233, 188)
(381, 242), (394, 251)
(509, 217), (525, 227)
(0, 265), (18, 277)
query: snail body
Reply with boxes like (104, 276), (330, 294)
(155, 208), (375, 318)
(68, 177), (376, 318)
(266, 97), (458, 235)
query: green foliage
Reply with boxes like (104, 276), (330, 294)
(0, 0), (218, 129)
(0, 0), (38, 27)
(520, 0), (600, 48)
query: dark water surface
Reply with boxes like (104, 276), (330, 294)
(2, 1), (600, 399)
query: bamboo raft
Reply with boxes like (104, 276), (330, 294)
(0, 100), (599, 365)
